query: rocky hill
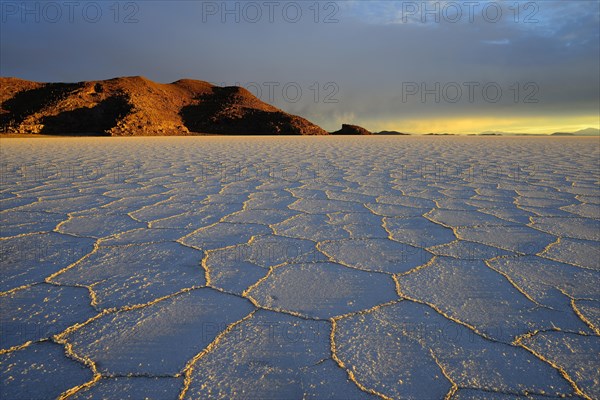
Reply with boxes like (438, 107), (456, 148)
(0, 76), (327, 136)
(330, 124), (372, 135)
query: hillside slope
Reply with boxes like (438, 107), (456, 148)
(0, 76), (327, 136)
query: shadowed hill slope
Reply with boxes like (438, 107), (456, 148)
(0, 76), (327, 136)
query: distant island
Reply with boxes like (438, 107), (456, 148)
(375, 130), (411, 135)
(330, 124), (372, 135)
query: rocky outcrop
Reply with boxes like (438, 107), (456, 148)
(330, 124), (372, 135)
(0, 76), (327, 136)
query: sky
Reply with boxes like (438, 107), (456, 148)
(1, 0), (599, 134)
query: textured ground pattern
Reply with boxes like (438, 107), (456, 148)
(1, 137), (599, 400)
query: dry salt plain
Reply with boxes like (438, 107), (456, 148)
(0, 136), (599, 400)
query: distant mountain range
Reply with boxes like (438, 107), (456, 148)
(0, 76), (327, 135)
(477, 128), (599, 136)
(550, 128), (600, 136)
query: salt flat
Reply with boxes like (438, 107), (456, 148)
(0, 136), (599, 399)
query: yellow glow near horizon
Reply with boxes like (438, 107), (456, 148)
(368, 115), (600, 135)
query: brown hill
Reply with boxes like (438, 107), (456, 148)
(330, 124), (372, 135)
(0, 76), (327, 136)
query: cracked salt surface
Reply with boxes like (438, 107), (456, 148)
(0, 136), (599, 399)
